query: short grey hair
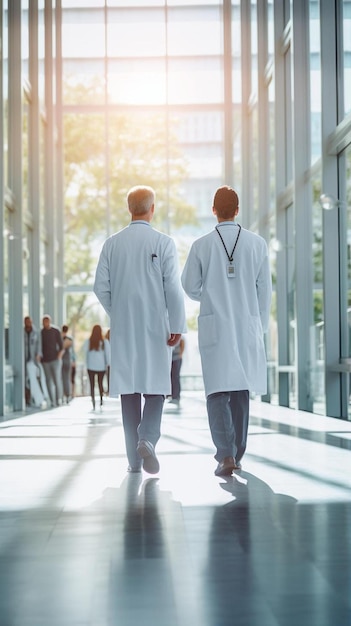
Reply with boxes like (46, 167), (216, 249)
(127, 185), (155, 216)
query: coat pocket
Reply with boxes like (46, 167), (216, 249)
(198, 314), (217, 348)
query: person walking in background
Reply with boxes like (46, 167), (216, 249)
(169, 335), (185, 407)
(94, 185), (186, 474)
(181, 185), (272, 477)
(61, 324), (74, 404)
(41, 314), (64, 407)
(24, 316), (47, 408)
(83, 324), (111, 411)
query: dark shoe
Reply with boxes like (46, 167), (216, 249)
(214, 456), (236, 476)
(137, 440), (160, 474)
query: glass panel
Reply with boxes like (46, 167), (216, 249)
(285, 47), (293, 184)
(251, 104), (259, 226)
(3, 1), (8, 187)
(4, 211), (13, 412)
(286, 203), (297, 408)
(310, 0), (321, 164)
(251, 0), (257, 94)
(108, 0), (164, 6)
(3, 212), (10, 366)
(63, 60), (106, 105)
(108, 58), (166, 105)
(23, 233), (29, 318)
(233, 104), (242, 193)
(107, 57), (223, 105)
(168, 57), (222, 105)
(22, 101), (29, 216)
(311, 174), (325, 415)
(346, 144), (351, 416)
(283, 0), (290, 25)
(169, 110), (223, 231)
(344, 0), (351, 116)
(39, 116), (46, 237)
(22, 3), (29, 78)
(268, 0), (274, 62)
(62, 0), (104, 7)
(167, 0), (220, 4)
(62, 106), (200, 266)
(62, 10), (105, 58)
(232, 4), (241, 103)
(38, 2), (45, 102)
(108, 0), (220, 5)
(269, 77), (275, 211)
(267, 76), (277, 403)
(107, 8), (166, 57)
(268, 225), (278, 405)
(167, 6), (221, 56)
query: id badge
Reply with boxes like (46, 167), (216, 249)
(227, 263), (235, 278)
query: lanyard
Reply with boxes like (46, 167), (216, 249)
(215, 224), (241, 263)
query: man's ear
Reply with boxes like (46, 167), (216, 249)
(212, 205), (217, 216)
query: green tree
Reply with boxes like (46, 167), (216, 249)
(63, 81), (197, 333)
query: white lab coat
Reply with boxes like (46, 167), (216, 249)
(94, 221), (187, 396)
(181, 222), (272, 397)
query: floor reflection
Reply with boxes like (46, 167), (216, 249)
(109, 475), (179, 625)
(1, 394), (350, 625)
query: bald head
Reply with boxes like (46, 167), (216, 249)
(127, 185), (155, 221)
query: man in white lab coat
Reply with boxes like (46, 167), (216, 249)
(94, 185), (187, 474)
(181, 186), (272, 476)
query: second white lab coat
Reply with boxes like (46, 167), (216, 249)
(94, 221), (187, 396)
(181, 222), (272, 397)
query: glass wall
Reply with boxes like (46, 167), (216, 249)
(1, 0), (351, 419)
(343, 0), (351, 115)
(36, 0), (351, 415)
(311, 174), (325, 415)
(343, 144), (351, 416)
(310, 0), (321, 164)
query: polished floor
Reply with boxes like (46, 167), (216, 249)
(0, 392), (350, 626)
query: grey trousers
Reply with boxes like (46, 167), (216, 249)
(42, 359), (63, 407)
(120, 393), (165, 469)
(206, 390), (249, 463)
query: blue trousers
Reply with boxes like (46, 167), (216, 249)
(120, 393), (164, 469)
(206, 390), (249, 463)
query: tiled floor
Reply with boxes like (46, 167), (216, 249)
(0, 392), (350, 626)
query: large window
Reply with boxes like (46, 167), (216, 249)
(2, 1), (351, 418)
(344, 144), (351, 416)
(310, 0), (321, 164)
(343, 0), (351, 116)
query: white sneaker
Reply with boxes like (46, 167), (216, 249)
(137, 440), (160, 474)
